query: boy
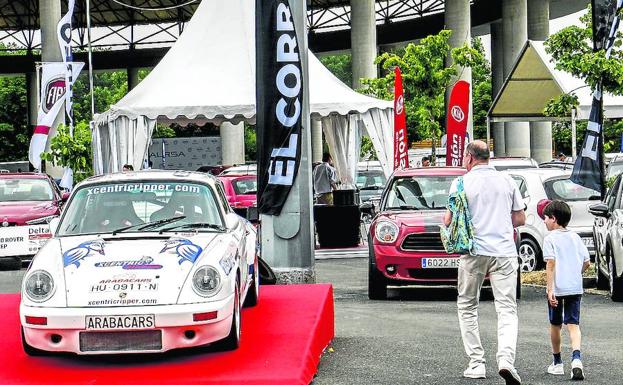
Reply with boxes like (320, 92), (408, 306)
(542, 200), (590, 380)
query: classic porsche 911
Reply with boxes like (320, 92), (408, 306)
(20, 170), (259, 355)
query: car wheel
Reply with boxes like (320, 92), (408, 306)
(518, 238), (540, 272)
(595, 250), (610, 290)
(243, 258), (259, 307)
(216, 281), (241, 351)
(608, 256), (623, 302)
(21, 327), (48, 356)
(368, 241), (387, 300)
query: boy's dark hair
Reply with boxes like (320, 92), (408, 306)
(543, 200), (571, 227)
(322, 153), (332, 162)
(421, 156), (430, 162)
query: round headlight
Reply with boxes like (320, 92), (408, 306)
(24, 270), (55, 302)
(192, 266), (222, 297)
(375, 221), (399, 243)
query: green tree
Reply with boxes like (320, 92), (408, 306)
(319, 54), (352, 85)
(0, 75), (29, 161)
(544, 6), (623, 153)
(359, 30), (484, 162)
(41, 122), (93, 184)
(470, 37), (492, 140)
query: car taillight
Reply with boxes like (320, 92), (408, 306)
(193, 311), (218, 322)
(25, 316), (47, 325)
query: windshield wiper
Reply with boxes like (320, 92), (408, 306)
(112, 216), (186, 235)
(159, 222), (226, 234)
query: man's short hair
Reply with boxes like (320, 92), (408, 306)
(465, 142), (490, 161)
(542, 200), (571, 227)
(421, 156), (430, 162)
(322, 153), (331, 162)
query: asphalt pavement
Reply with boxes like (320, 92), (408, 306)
(2, 257), (621, 385)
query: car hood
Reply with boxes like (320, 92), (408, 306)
(59, 233), (220, 307)
(378, 210), (444, 230)
(0, 201), (58, 223)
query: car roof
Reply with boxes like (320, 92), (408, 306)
(79, 170), (219, 188)
(392, 167), (466, 177)
(503, 168), (570, 178)
(0, 172), (50, 180)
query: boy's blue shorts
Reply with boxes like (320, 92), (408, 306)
(548, 294), (581, 325)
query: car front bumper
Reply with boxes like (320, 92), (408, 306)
(20, 294), (235, 354)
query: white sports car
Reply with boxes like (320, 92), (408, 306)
(20, 170), (259, 355)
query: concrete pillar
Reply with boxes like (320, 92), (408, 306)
(39, 0), (64, 177)
(445, 0), (473, 140)
(26, 72), (38, 127)
(219, 122), (245, 165)
(490, 21), (506, 156)
(528, 0), (552, 163)
(502, 0), (530, 157)
(311, 118), (323, 163)
(350, 0), (377, 89)
(127, 67), (140, 91)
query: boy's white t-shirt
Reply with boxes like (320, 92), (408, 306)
(542, 229), (590, 296)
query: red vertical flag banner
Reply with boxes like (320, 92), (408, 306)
(446, 80), (470, 166)
(393, 67), (409, 169)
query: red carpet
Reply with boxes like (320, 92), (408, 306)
(0, 284), (334, 385)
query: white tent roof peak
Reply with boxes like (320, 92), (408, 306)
(96, 0), (392, 126)
(488, 40), (623, 122)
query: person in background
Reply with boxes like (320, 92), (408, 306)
(443, 140), (525, 385)
(421, 156), (431, 167)
(313, 152), (337, 205)
(558, 153), (567, 162)
(122, 164), (134, 172)
(542, 200), (590, 380)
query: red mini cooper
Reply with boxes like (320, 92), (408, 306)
(366, 166), (472, 299)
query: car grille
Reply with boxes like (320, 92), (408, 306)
(401, 233), (445, 252)
(79, 330), (162, 352)
(408, 268), (458, 280)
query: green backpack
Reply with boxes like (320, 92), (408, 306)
(440, 176), (475, 255)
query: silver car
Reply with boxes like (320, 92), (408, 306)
(505, 169), (599, 272)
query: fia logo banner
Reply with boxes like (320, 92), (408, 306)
(43, 78), (66, 113)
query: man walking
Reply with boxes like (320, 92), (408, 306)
(443, 140), (525, 385)
(313, 152), (338, 204)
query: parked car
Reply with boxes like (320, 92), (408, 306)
(505, 169), (599, 272)
(356, 161), (387, 205)
(219, 163), (257, 176)
(589, 172), (623, 301)
(489, 157), (539, 171)
(0, 173), (69, 268)
(218, 174), (257, 217)
(20, 170), (259, 355)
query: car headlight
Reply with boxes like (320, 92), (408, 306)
(24, 270), (55, 302)
(26, 215), (58, 225)
(192, 266), (222, 297)
(375, 221), (399, 243)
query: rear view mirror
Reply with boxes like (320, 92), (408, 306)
(588, 203), (610, 218)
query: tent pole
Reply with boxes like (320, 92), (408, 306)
(86, 0), (95, 119)
(571, 108), (577, 161)
(486, 116), (491, 154)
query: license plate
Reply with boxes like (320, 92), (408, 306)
(582, 238), (594, 247)
(85, 314), (155, 330)
(421, 258), (459, 268)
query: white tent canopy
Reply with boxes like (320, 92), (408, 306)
(93, 0), (394, 183)
(489, 40), (623, 122)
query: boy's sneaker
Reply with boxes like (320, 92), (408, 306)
(571, 359), (584, 381)
(547, 362), (564, 375)
(498, 366), (522, 385)
(463, 363), (486, 379)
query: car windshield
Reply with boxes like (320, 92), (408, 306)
(58, 181), (224, 236)
(384, 175), (456, 210)
(356, 170), (386, 190)
(607, 162), (623, 179)
(543, 178), (598, 202)
(232, 178), (257, 195)
(0, 178), (54, 202)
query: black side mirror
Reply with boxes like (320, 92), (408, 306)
(588, 203), (610, 218)
(588, 195), (601, 201)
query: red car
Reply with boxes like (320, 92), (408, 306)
(217, 175), (257, 212)
(0, 173), (69, 267)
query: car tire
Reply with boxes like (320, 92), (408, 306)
(215, 281), (241, 351)
(243, 258), (259, 307)
(21, 327), (48, 356)
(518, 238), (541, 272)
(595, 250), (610, 290)
(368, 241), (387, 300)
(608, 256), (623, 302)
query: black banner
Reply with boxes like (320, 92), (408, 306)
(256, 0), (304, 215)
(592, 0), (618, 51)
